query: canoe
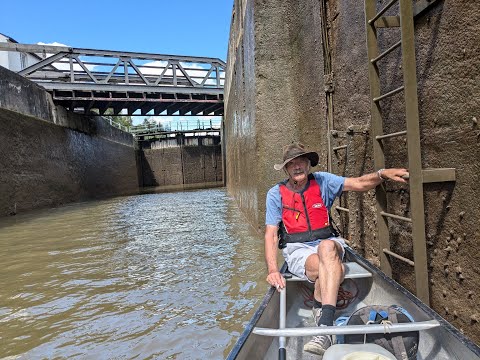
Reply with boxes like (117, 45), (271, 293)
(227, 247), (480, 359)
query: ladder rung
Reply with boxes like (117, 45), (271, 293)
(383, 249), (415, 266)
(374, 16), (401, 28)
(422, 168), (456, 183)
(375, 130), (407, 140)
(335, 206), (349, 213)
(373, 86), (404, 103)
(414, 0), (441, 18)
(372, 1), (440, 28)
(380, 211), (412, 222)
(371, 40), (402, 64)
(333, 144), (348, 151)
(368, 0), (399, 25)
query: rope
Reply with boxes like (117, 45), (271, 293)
(364, 320), (376, 344)
(300, 283), (315, 308)
(381, 320), (393, 334)
(336, 279), (359, 309)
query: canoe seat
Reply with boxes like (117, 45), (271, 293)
(282, 262), (372, 281)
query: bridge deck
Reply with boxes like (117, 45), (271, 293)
(51, 89), (224, 116)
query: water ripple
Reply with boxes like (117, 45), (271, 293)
(0, 188), (265, 359)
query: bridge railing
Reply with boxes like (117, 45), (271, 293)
(130, 119), (221, 134)
(0, 43), (226, 92)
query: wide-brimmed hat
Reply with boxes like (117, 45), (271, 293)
(274, 143), (319, 170)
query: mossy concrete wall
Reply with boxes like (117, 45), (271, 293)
(225, 0), (479, 342)
(224, 0), (328, 228)
(0, 66), (139, 216)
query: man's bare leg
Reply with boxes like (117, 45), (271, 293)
(305, 240), (345, 324)
(303, 240), (345, 355)
(318, 240), (344, 307)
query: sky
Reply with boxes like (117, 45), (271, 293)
(1, 0), (233, 60)
(1, 0), (234, 125)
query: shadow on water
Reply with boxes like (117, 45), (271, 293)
(0, 188), (265, 359)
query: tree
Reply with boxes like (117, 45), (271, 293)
(103, 109), (133, 128)
(141, 117), (164, 131)
(112, 115), (133, 128)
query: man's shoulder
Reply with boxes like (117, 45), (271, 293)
(312, 171), (328, 180)
(267, 183), (280, 195)
(313, 171), (343, 180)
(312, 170), (332, 176)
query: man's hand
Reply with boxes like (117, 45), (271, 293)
(380, 168), (409, 183)
(266, 270), (286, 291)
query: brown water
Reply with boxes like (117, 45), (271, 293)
(0, 189), (266, 359)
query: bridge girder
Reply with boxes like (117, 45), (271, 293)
(0, 42), (225, 116)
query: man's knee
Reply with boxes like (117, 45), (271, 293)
(318, 240), (338, 255)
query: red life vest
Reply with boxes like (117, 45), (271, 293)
(278, 174), (336, 246)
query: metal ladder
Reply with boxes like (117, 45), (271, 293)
(364, 0), (455, 305)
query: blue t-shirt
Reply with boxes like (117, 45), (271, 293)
(265, 172), (345, 226)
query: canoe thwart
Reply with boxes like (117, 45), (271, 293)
(282, 261), (372, 281)
(253, 320), (440, 337)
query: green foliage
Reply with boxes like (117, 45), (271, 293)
(103, 109), (133, 128)
(112, 115), (133, 128)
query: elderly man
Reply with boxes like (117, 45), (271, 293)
(265, 143), (408, 356)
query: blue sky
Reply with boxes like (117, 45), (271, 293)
(1, 0), (234, 125)
(1, 0), (233, 61)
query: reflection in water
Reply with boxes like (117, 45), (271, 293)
(0, 189), (266, 359)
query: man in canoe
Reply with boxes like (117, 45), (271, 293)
(264, 142), (409, 356)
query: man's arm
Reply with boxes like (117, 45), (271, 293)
(344, 168), (409, 192)
(265, 224), (286, 290)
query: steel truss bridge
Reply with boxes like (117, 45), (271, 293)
(0, 43), (225, 116)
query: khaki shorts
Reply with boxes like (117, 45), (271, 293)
(282, 237), (346, 281)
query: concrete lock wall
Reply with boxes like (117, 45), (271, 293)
(225, 0), (328, 227)
(0, 66), (139, 216)
(225, 0), (479, 342)
(138, 136), (223, 191)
